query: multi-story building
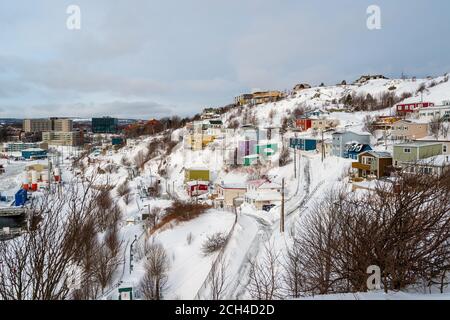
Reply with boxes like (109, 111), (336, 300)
(352, 151), (393, 179)
(51, 118), (73, 132)
(234, 93), (254, 106)
(92, 117), (119, 134)
(42, 131), (83, 146)
(391, 120), (429, 141)
(251, 91), (284, 105)
(331, 131), (372, 158)
(23, 118), (73, 133)
(418, 105), (450, 121)
(23, 119), (51, 133)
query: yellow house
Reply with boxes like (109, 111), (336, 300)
(251, 91), (284, 105)
(185, 133), (216, 151)
(215, 183), (247, 208)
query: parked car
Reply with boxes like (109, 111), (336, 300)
(262, 204), (276, 212)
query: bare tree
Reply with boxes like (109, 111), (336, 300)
(208, 253), (229, 300)
(0, 176), (124, 300)
(247, 242), (282, 300)
(139, 242), (170, 300)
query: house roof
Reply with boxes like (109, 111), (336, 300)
(187, 167), (209, 171)
(247, 179), (267, 188)
(333, 130), (371, 136)
(219, 183), (247, 190)
(360, 151), (392, 158)
(394, 142), (442, 148)
(415, 155), (450, 166)
(186, 180), (209, 186)
(246, 192), (282, 202)
(258, 182), (282, 190)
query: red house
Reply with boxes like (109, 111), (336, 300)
(295, 119), (312, 131)
(396, 102), (434, 115)
(186, 180), (209, 197)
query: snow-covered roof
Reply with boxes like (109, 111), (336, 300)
(243, 154), (259, 159)
(416, 135), (450, 142)
(246, 192), (282, 202)
(395, 141), (442, 148)
(360, 151), (392, 158)
(22, 148), (46, 152)
(219, 182), (247, 189)
(258, 182), (282, 190)
(186, 180), (209, 186)
(247, 179), (267, 188)
(415, 155), (450, 166)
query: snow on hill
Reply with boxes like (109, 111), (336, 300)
(85, 73), (450, 300)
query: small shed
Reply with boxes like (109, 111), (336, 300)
(256, 143), (278, 156)
(243, 154), (259, 167)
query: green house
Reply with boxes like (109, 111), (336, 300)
(393, 142), (443, 168)
(256, 143), (278, 156)
(185, 168), (210, 182)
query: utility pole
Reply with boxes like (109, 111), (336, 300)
(294, 146), (297, 178)
(280, 178), (285, 234)
(321, 129), (325, 162)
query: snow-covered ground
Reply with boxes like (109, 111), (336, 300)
(2, 73), (450, 300)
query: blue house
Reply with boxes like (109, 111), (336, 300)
(344, 143), (372, 160)
(289, 138), (318, 151)
(332, 131), (372, 158)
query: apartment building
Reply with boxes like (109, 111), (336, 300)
(23, 118), (73, 133)
(42, 131), (83, 146)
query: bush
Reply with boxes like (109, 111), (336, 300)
(202, 232), (227, 256)
(153, 201), (211, 232)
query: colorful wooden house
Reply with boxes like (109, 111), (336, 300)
(352, 151), (393, 179)
(289, 137), (318, 151)
(186, 180), (209, 197)
(344, 143), (372, 160)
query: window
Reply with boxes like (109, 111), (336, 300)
(404, 148), (411, 153)
(362, 157), (374, 165)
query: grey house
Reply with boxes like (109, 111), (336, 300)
(332, 131), (372, 158)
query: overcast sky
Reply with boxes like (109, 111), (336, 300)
(1, 0), (449, 119)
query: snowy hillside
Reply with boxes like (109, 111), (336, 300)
(80, 73), (450, 300)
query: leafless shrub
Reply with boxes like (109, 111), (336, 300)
(116, 180), (131, 198)
(121, 156), (131, 167)
(228, 119), (240, 130)
(186, 232), (194, 245)
(202, 232), (227, 256)
(363, 115), (376, 134)
(278, 146), (292, 167)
